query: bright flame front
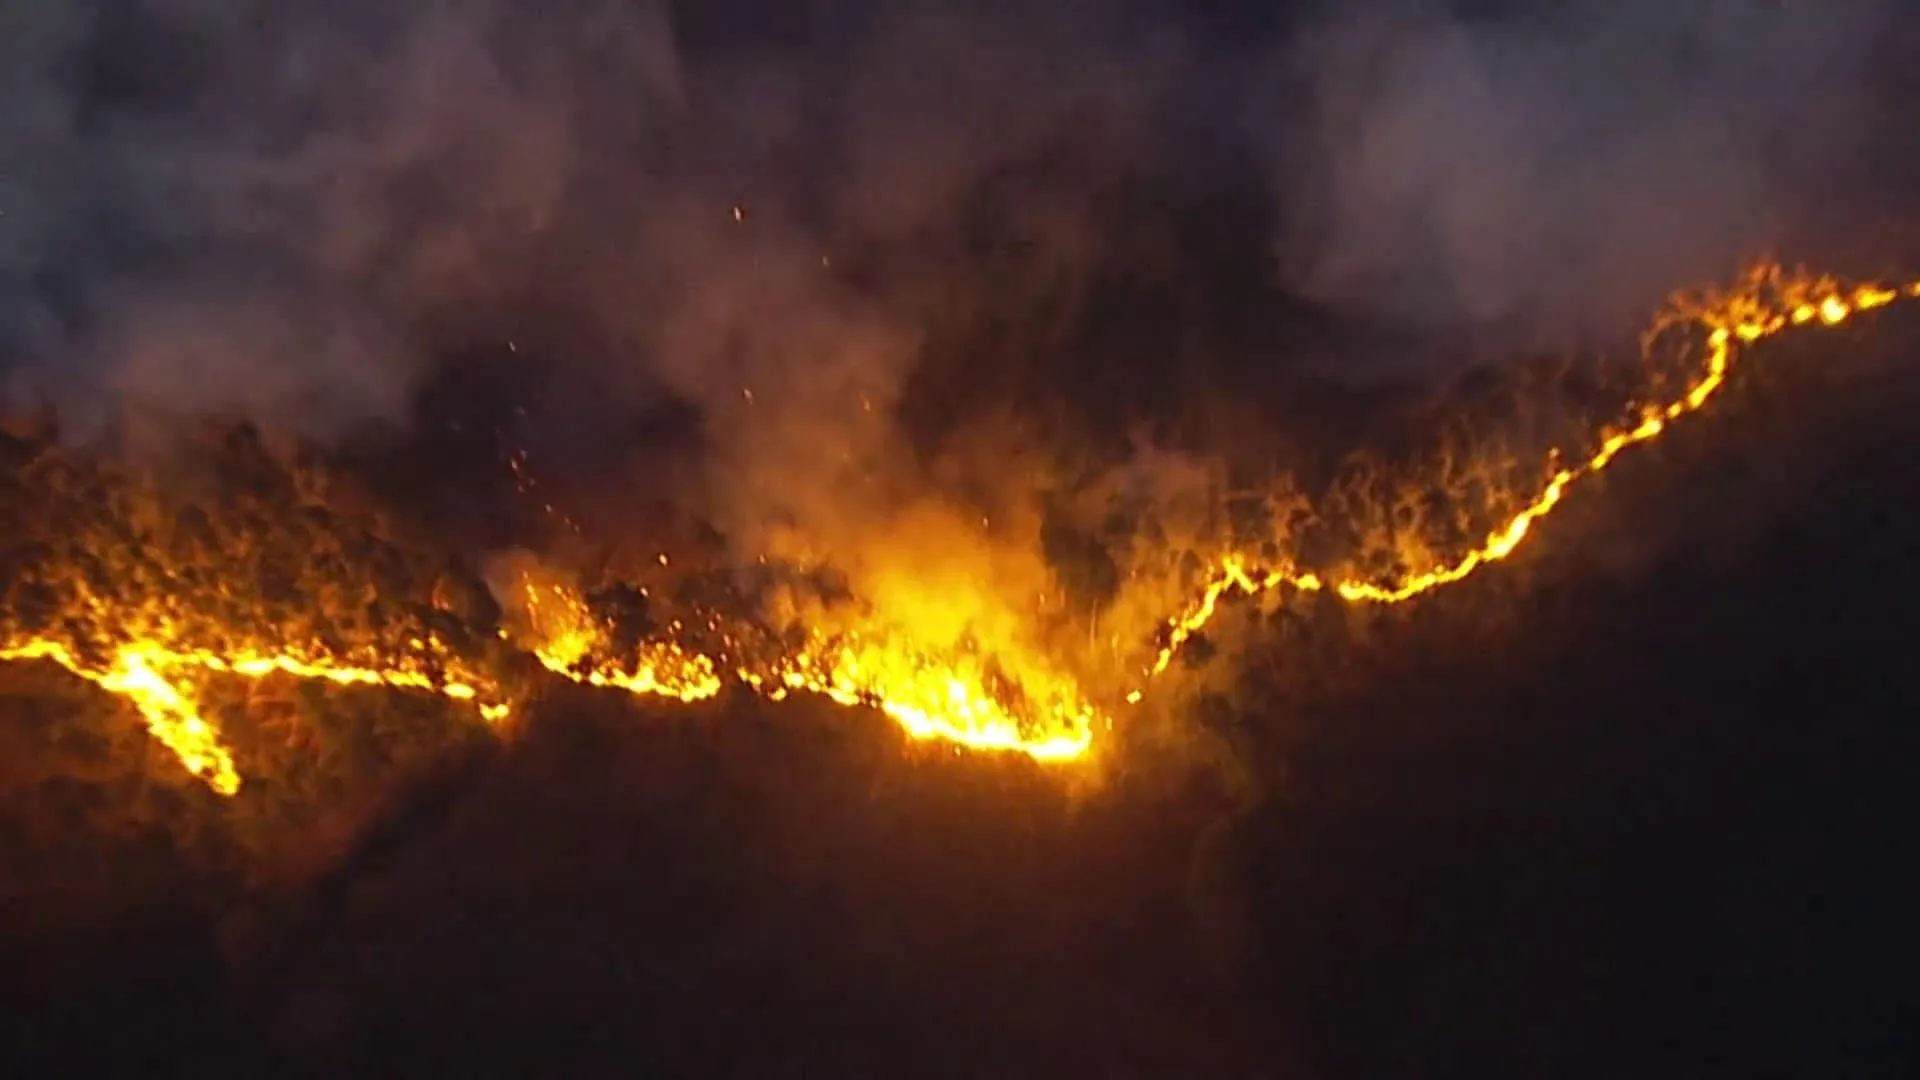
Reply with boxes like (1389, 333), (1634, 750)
(3, 262), (1915, 793)
(1138, 266), (1920, 684)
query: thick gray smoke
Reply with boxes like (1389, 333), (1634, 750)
(1263, 0), (1904, 338)
(0, 1), (1182, 545)
(0, 0), (1910, 538)
(13, 2), (715, 429)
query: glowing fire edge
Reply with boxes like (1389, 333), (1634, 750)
(3, 265), (1915, 794)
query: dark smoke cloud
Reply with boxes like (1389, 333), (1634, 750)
(4, 6), (1160, 450)
(2, 2), (646, 435)
(1260, 0), (1904, 340)
(0, 0), (1910, 564)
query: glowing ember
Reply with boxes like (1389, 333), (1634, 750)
(2, 263), (1915, 793)
(0, 634), (511, 796)
(512, 576), (724, 702)
(504, 573), (1093, 759)
(1137, 266), (1920, 683)
(758, 632), (1097, 762)
(0, 639), (241, 796)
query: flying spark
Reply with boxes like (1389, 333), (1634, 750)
(1, 264), (1914, 793)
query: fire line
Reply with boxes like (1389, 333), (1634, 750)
(2, 263), (1916, 792)
(1133, 265), (1920, 692)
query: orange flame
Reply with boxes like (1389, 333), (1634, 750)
(756, 632), (1097, 762)
(505, 573), (1095, 760)
(0, 635), (510, 796)
(512, 575), (724, 701)
(1136, 266), (1920, 688)
(4, 263), (1915, 791)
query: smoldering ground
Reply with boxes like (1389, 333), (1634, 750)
(5, 3), (1920, 1073)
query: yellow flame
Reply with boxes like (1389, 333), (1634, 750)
(759, 633), (1096, 761)
(514, 577), (725, 702)
(3, 263), (1914, 793)
(1140, 266), (1920, 681)
(0, 632), (514, 796)
(0, 639), (239, 795)
(507, 576), (1093, 759)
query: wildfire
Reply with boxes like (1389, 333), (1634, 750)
(1, 263), (1914, 793)
(504, 572), (1095, 760)
(0, 639), (242, 796)
(756, 632), (1098, 762)
(0, 623), (515, 796)
(511, 574), (724, 701)
(1136, 265), (1920, 687)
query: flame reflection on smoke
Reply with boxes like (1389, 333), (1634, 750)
(3, 264), (1916, 793)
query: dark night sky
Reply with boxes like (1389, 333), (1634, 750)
(4, 2), (1920, 1077)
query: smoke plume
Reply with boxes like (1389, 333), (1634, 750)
(1260, 0), (1904, 340)
(1, 0), (1911, 639)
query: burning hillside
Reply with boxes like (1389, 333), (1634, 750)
(3, 261), (1913, 801)
(8, 3), (1920, 1074)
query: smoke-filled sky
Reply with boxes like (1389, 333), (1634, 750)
(1, 0), (1912, 549)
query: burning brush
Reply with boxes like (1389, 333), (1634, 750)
(1, 262), (1916, 796)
